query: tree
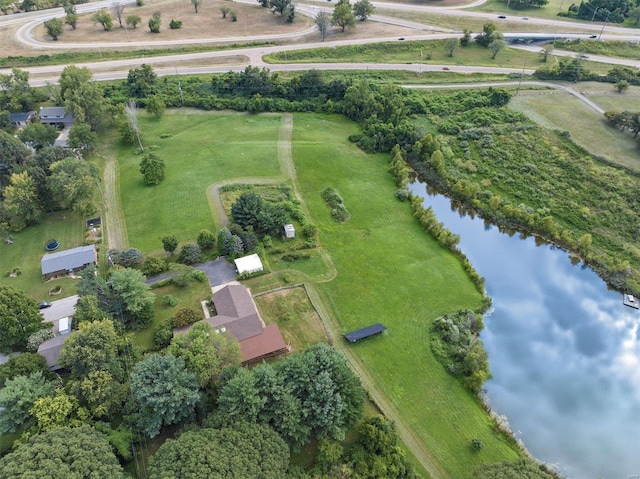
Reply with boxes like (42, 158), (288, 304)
(73, 294), (107, 326)
(92, 9), (113, 30)
(220, 5), (231, 17)
(111, 1), (126, 27)
(217, 227), (233, 256)
(270, 0), (293, 16)
(475, 458), (556, 479)
(70, 370), (127, 419)
(60, 68), (106, 131)
(148, 423), (289, 479)
(331, 0), (355, 31)
(68, 122), (98, 151)
(18, 122), (58, 150)
(445, 37), (458, 57)
(0, 372), (55, 434)
(169, 322), (241, 388)
(162, 234), (178, 254)
(615, 80), (629, 93)
(315, 11), (331, 41)
(489, 39), (507, 59)
(0, 353), (53, 389)
(124, 99), (143, 150)
(0, 286), (46, 350)
(541, 45), (553, 62)
(126, 13), (141, 28)
(139, 152), (165, 185)
(353, 0), (374, 20)
(232, 192), (264, 229)
(59, 65), (93, 101)
(0, 68), (38, 114)
(148, 11), (161, 33)
(460, 28), (471, 46)
(130, 353), (200, 437)
(127, 64), (157, 98)
(177, 243), (203, 265)
(0, 425), (128, 479)
(64, 4), (77, 29)
(108, 268), (155, 327)
(257, 203), (289, 236)
(197, 229), (216, 250)
(629, 6), (640, 25)
(44, 18), (64, 40)
(170, 19), (182, 29)
(48, 157), (98, 215)
(58, 319), (126, 380)
(475, 22), (500, 47)
(145, 95), (165, 118)
(2, 171), (42, 231)
(31, 389), (86, 431)
(191, 0), (201, 13)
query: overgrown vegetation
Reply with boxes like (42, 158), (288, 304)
(321, 187), (351, 223)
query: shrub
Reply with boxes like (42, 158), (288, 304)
(321, 187), (351, 223)
(169, 19), (182, 29)
(395, 188), (410, 201)
(162, 294), (178, 307)
(172, 307), (202, 328)
(141, 256), (168, 276)
(154, 325), (173, 348)
(302, 223), (317, 238)
(177, 243), (202, 265)
(148, 11), (161, 33)
(197, 229), (216, 250)
(26, 328), (54, 352)
(471, 438), (484, 452)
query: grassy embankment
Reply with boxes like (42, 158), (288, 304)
(264, 40), (616, 74)
(114, 111), (520, 477)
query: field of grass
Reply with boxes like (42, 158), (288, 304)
(117, 112), (283, 253)
(265, 40), (545, 69)
(0, 213), (88, 301)
(291, 113), (519, 478)
(552, 39), (640, 59)
(255, 286), (329, 351)
(509, 90), (640, 170)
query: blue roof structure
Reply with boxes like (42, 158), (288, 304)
(343, 323), (387, 343)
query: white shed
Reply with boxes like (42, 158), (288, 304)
(284, 224), (295, 239)
(234, 254), (264, 275)
(58, 317), (71, 335)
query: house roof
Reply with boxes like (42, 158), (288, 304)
(240, 324), (287, 364)
(213, 284), (258, 318)
(40, 106), (65, 117)
(9, 112), (34, 122)
(234, 254), (263, 275)
(37, 335), (67, 370)
(206, 313), (264, 342)
(41, 245), (96, 275)
(344, 323), (387, 343)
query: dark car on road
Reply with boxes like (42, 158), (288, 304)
(39, 301), (52, 309)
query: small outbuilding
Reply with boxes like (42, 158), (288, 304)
(234, 254), (264, 276)
(284, 224), (295, 239)
(41, 245), (97, 279)
(344, 323), (387, 343)
(58, 317), (71, 335)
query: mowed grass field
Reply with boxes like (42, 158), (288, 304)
(0, 213), (86, 301)
(509, 90), (640, 171)
(292, 113), (519, 477)
(117, 111), (282, 252)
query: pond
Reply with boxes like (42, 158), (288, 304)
(409, 181), (640, 479)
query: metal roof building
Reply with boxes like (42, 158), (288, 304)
(344, 324), (387, 343)
(41, 245), (97, 278)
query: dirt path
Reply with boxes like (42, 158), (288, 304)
(102, 150), (127, 250)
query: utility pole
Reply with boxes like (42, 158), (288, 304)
(516, 60), (527, 96)
(598, 12), (610, 40)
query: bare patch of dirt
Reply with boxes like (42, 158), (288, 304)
(32, 0), (312, 44)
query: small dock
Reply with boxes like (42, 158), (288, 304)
(623, 294), (639, 309)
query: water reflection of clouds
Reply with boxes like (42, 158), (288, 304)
(412, 184), (640, 478)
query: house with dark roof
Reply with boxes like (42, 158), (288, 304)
(41, 245), (97, 279)
(37, 335), (68, 371)
(176, 284), (287, 365)
(9, 111), (35, 127)
(39, 106), (74, 126)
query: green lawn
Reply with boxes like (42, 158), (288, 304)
(292, 113), (519, 478)
(265, 40), (544, 69)
(509, 90), (640, 171)
(0, 213), (87, 301)
(117, 112), (283, 253)
(133, 281), (213, 351)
